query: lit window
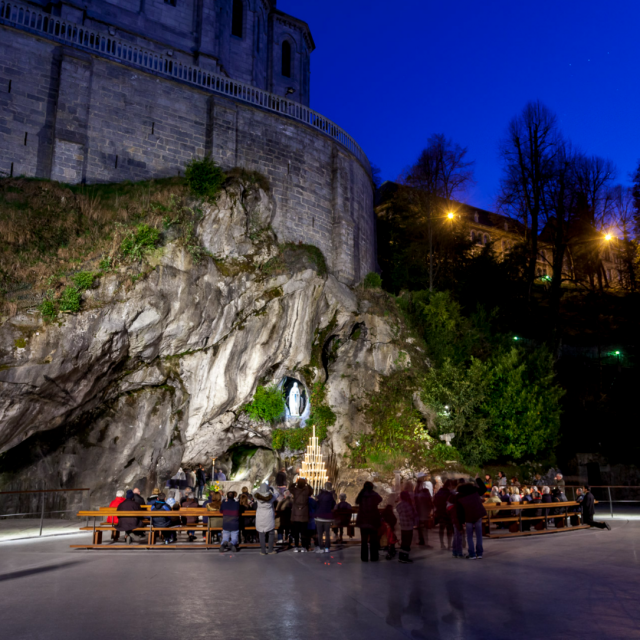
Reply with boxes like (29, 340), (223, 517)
(282, 40), (292, 78)
(232, 0), (243, 37)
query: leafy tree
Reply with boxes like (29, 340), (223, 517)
(185, 156), (225, 200)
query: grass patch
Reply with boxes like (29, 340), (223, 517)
(120, 224), (161, 261)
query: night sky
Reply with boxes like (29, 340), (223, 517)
(279, 0), (640, 212)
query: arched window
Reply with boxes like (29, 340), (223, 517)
(470, 230), (475, 242)
(483, 234), (489, 245)
(232, 0), (243, 38)
(282, 40), (292, 78)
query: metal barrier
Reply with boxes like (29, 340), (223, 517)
(564, 486), (640, 519)
(0, 488), (90, 540)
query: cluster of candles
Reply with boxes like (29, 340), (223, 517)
(299, 425), (329, 494)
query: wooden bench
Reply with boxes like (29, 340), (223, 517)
(483, 500), (590, 538)
(72, 509), (261, 549)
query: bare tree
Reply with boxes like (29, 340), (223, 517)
(400, 134), (474, 290)
(498, 101), (561, 300)
(610, 184), (638, 291)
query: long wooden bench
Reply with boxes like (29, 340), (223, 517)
(483, 500), (590, 538)
(72, 509), (262, 549)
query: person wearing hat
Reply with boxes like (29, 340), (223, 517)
(254, 482), (278, 555)
(115, 490), (142, 544)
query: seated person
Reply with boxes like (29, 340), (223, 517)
(115, 490), (142, 544)
(181, 492), (200, 542)
(151, 493), (175, 544)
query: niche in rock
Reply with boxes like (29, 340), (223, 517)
(219, 444), (280, 486)
(280, 376), (310, 422)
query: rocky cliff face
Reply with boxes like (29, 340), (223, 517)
(0, 180), (414, 507)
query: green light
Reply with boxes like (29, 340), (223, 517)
(615, 351), (620, 356)
(513, 336), (519, 341)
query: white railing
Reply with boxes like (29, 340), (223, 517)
(0, 0), (371, 175)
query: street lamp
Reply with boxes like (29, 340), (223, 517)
(604, 233), (612, 241)
(447, 212), (454, 220)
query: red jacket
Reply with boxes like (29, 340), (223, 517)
(107, 497), (126, 524)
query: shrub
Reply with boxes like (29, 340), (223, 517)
(58, 286), (82, 313)
(39, 292), (57, 322)
(98, 257), (113, 271)
(120, 224), (160, 261)
(244, 385), (286, 422)
(185, 156), (225, 200)
(363, 272), (382, 289)
(272, 423), (328, 451)
(71, 271), (95, 290)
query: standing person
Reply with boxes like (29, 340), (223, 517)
(457, 482), (487, 560)
(213, 465), (227, 481)
(196, 464), (206, 500)
(396, 491), (418, 564)
(204, 490), (223, 542)
(308, 495), (318, 550)
(355, 481), (382, 562)
(380, 504), (398, 560)
(484, 474), (493, 493)
(276, 489), (293, 546)
(447, 489), (464, 558)
(332, 494), (353, 543)
(434, 479), (453, 551)
(433, 476), (444, 495)
(315, 482), (336, 553)
(181, 491), (200, 542)
(581, 486), (611, 530)
(289, 478), (313, 552)
(414, 476), (433, 548)
(220, 491), (243, 552)
(115, 490), (142, 544)
(107, 490), (126, 542)
(254, 482), (278, 555)
(555, 473), (566, 491)
(131, 488), (146, 507)
(498, 471), (507, 489)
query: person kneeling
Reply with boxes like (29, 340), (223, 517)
(220, 491), (243, 552)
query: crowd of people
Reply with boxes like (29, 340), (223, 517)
(105, 469), (610, 556)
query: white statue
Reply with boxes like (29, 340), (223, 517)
(288, 383), (302, 417)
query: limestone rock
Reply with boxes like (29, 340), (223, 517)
(0, 183), (410, 507)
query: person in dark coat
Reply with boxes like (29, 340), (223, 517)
(414, 475), (433, 547)
(150, 493), (174, 544)
(289, 478), (313, 552)
(355, 481), (382, 562)
(332, 494), (353, 543)
(220, 491), (243, 552)
(582, 486), (611, 530)
(380, 504), (398, 559)
(131, 488), (146, 507)
(275, 468), (287, 488)
(434, 479), (453, 550)
(315, 483), (337, 552)
(276, 490), (293, 546)
(196, 464), (207, 500)
(115, 490), (142, 544)
(457, 482), (487, 559)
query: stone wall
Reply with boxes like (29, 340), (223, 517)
(0, 27), (375, 284)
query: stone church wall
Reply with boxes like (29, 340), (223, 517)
(0, 27), (374, 284)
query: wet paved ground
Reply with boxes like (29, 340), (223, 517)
(0, 521), (638, 639)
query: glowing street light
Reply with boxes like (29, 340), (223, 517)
(604, 233), (612, 241)
(447, 212), (455, 220)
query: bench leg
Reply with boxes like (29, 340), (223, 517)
(93, 530), (103, 545)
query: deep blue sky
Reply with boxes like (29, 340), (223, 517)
(279, 0), (640, 211)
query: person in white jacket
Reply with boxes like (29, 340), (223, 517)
(254, 483), (278, 555)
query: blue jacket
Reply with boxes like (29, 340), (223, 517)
(151, 500), (172, 528)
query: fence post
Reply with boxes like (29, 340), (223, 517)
(608, 487), (613, 518)
(38, 489), (45, 537)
